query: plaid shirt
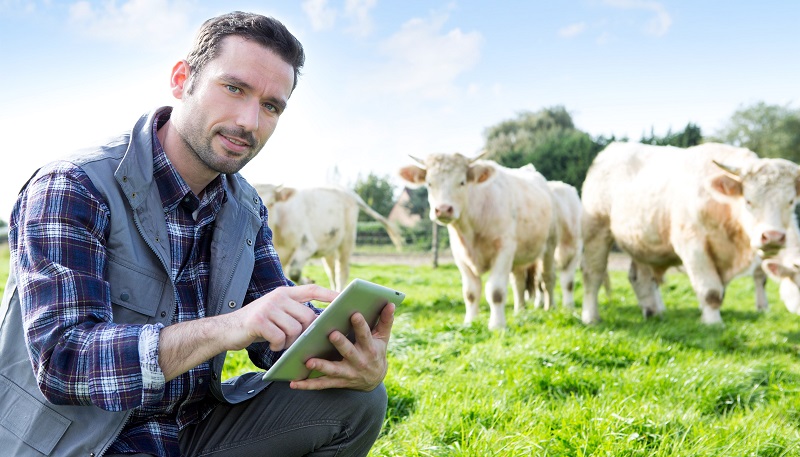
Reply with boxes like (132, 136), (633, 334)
(9, 110), (318, 456)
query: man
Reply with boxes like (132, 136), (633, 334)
(0, 11), (393, 457)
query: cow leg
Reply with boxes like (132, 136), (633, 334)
(455, 261), (483, 327)
(510, 266), (530, 316)
(628, 261), (665, 319)
(753, 262), (769, 312)
(539, 242), (557, 311)
(335, 241), (354, 292)
(559, 251), (581, 310)
(335, 257), (350, 292)
(581, 218), (613, 324)
(680, 255), (726, 324)
(523, 264), (540, 306)
(320, 255), (338, 291)
(287, 242), (317, 288)
(526, 262), (545, 308)
(485, 251), (515, 329)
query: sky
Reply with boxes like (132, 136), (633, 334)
(1, 0), (798, 220)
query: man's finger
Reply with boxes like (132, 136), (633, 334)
(282, 283), (339, 305)
(372, 302), (395, 340)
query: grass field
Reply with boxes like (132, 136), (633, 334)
(3, 243), (800, 455)
(239, 260), (800, 457)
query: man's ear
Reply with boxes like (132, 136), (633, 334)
(170, 60), (191, 99)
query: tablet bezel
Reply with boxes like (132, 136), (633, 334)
(261, 278), (405, 382)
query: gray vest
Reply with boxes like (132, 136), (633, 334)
(0, 109), (271, 456)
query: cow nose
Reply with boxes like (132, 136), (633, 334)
(435, 205), (454, 218)
(761, 230), (786, 247)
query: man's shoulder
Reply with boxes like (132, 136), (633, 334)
(65, 132), (131, 168)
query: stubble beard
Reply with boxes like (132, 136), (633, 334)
(184, 124), (261, 176)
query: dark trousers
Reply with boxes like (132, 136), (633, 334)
(109, 381), (387, 457)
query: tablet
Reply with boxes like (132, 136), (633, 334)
(261, 278), (406, 382)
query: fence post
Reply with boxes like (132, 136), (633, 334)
(432, 223), (439, 269)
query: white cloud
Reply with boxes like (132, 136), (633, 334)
(67, 0), (194, 45)
(369, 10), (483, 99)
(344, 0), (376, 36)
(602, 0), (672, 36)
(303, 0), (337, 31)
(559, 22), (586, 38)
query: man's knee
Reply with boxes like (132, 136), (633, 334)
(348, 383), (388, 431)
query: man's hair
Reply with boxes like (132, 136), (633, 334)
(185, 11), (305, 91)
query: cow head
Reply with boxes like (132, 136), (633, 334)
(398, 151), (495, 225)
(708, 158), (800, 255)
(763, 257), (800, 314)
(254, 183), (297, 208)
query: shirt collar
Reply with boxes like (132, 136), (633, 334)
(150, 109), (226, 216)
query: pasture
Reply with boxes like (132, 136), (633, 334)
(225, 253), (800, 456)
(3, 245), (800, 455)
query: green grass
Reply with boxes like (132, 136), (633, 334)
(4, 242), (800, 456)
(225, 261), (800, 456)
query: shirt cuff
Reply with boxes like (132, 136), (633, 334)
(138, 323), (165, 405)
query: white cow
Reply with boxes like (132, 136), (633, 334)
(255, 184), (404, 291)
(524, 177), (584, 310)
(759, 217), (800, 314)
(399, 152), (557, 330)
(581, 141), (800, 325)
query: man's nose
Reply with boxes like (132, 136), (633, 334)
(237, 100), (260, 131)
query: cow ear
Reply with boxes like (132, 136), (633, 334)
(398, 165), (427, 187)
(467, 163), (495, 184)
(763, 259), (793, 279)
(276, 187), (296, 202)
(707, 173), (743, 198)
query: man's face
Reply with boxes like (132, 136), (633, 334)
(173, 35), (295, 175)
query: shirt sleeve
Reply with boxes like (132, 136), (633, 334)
(243, 202), (322, 369)
(10, 162), (162, 411)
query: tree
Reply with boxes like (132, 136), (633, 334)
(482, 106), (604, 191)
(640, 123), (703, 148)
(353, 173), (396, 222)
(403, 186), (430, 220)
(712, 101), (800, 163)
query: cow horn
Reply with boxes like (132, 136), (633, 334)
(712, 160), (741, 177)
(409, 155), (426, 168)
(470, 149), (491, 163)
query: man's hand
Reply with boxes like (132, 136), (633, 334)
(289, 301), (395, 392)
(159, 284), (337, 382)
(231, 284), (338, 352)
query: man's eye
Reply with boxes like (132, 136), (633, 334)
(262, 103), (277, 113)
(226, 85), (241, 94)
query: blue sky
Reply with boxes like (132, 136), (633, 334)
(1, 0), (798, 220)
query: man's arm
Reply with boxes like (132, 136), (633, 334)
(157, 284), (336, 381)
(13, 164), (150, 410)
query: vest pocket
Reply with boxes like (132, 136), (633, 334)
(107, 257), (167, 322)
(0, 375), (70, 455)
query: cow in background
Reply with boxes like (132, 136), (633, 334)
(255, 184), (404, 291)
(581, 141), (800, 325)
(522, 175), (584, 310)
(758, 217), (800, 314)
(399, 152), (557, 330)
